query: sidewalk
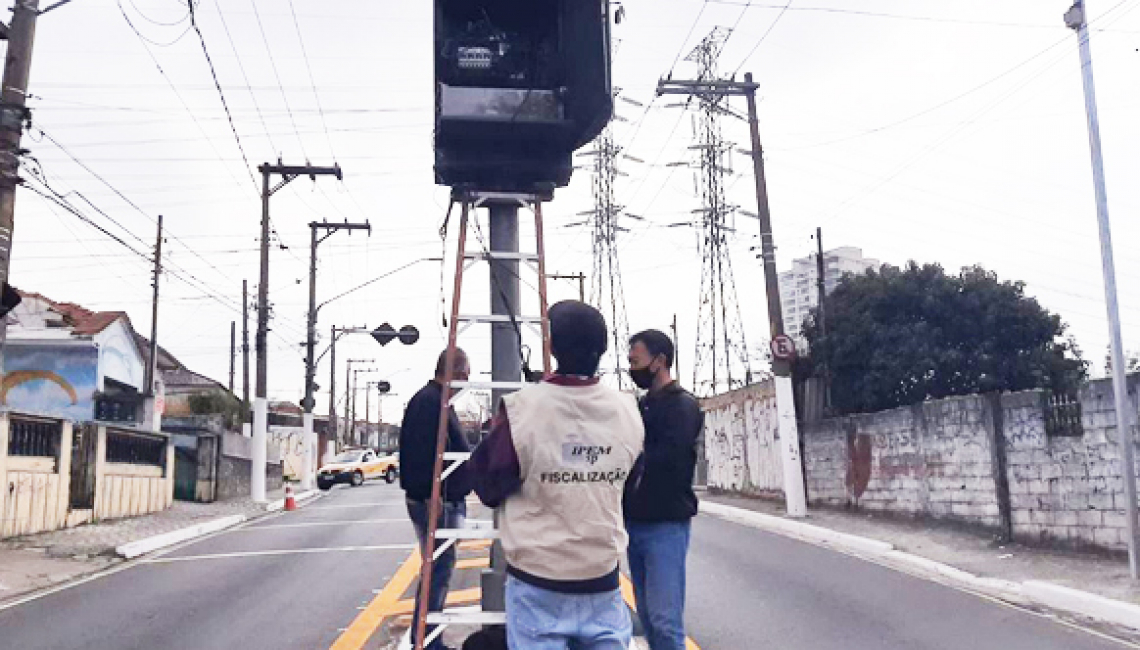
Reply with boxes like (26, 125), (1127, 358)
(0, 488), (286, 604)
(702, 492), (1140, 633)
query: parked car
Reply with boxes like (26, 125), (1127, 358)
(317, 448), (399, 490)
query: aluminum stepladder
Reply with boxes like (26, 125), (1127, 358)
(413, 190), (553, 650)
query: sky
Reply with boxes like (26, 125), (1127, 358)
(11, 0), (1140, 421)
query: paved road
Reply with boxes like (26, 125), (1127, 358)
(0, 480), (416, 650)
(1, 485), (1134, 650)
(686, 513), (1129, 649)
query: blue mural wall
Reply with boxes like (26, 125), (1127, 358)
(2, 343), (99, 421)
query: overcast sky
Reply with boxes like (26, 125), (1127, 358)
(13, 0), (1140, 419)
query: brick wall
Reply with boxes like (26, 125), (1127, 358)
(701, 383), (784, 497)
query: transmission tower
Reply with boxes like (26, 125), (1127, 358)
(686, 28), (752, 396)
(583, 123), (631, 388)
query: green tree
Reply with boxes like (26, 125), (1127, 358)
(804, 262), (1087, 415)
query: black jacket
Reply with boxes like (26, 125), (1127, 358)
(623, 381), (704, 522)
(399, 380), (472, 502)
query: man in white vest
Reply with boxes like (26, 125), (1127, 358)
(471, 300), (644, 650)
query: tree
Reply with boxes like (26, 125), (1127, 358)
(803, 262), (1087, 415)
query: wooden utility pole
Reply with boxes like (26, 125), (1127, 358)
(658, 72), (807, 517)
(0, 0), (40, 375)
(252, 162), (341, 501)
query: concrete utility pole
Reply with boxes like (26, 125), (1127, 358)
(658, 72), (807, 517)
(815, 227), (831, 411)
(0, 0), (39, 376)
(1065, 0), (1140, 579)
(301, 221), (369, 491)
(229, 321), (236, 393)
(253, 162), (341, 502)
(143, 214), (163, 432)
(345, 358), (374, 446)
(242, 279), (250, 421)
(327, 325), (337, 463)
(549, 272), (586, 302)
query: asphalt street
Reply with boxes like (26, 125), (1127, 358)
(0, 480), (417, 650)
(0, 484), (1135, 649)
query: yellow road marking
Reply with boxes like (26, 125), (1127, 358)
(619, 574), (701, 650)
(330, 549), (421, 650)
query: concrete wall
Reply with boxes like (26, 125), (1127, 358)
(216, 432), (283, 501)
(710, 375), (1140, 553)
(701, 382), (784, 496)
(92, 426), (174, 522)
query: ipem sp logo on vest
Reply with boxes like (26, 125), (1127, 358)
(539, 444), (630, 485)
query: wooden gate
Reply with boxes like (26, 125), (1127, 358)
(68, 424), (98, 510)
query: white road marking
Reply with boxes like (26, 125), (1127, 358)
(307, 503), (407, 510)
(233, 519), (407, 531)
(141, 544), (416, 564)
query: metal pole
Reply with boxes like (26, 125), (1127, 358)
(252, 169), (270, 502)
(144, 214), (163, 397)
(351, 370), (358, 446)
(327, 325), (337, 463)
(489, 203), (522, 409)
(671, 314), (680, 387)
(744, 73), (807, 517)
(816, 226), (831, 411)
(344, 359), (352, 446)
(365, 382), (371, 447)
(0, 0), (39, 379)
(299, 225), (319, 491)
(1067, 0), (1139, 579)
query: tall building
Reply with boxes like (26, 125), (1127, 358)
(779, 246), (880, 344)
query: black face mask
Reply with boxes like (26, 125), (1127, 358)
(629, 365), (656, 390)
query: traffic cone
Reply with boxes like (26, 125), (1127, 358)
(284, 484), (297, 511)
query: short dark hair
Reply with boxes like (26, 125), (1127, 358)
(549, 301), (608, 376)
(630, 329), (675, 369)
(434, 347), (468, 378)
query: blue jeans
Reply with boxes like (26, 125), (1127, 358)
(407, 498), (467, 650)
(626, 520), (691, 650)
(506, 575), (631, 650)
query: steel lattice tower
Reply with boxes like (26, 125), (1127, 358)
(585, 125), (631, 388)
(687, 28), (752, 396)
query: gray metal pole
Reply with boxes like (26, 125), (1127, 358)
(144, 214), (163, 397)
(242, 279), (250, 419)
(300, 225), (319, 490)
(327, 326), (337, 461)
(489, 203), (522, 410)
(252, 169), (270, 502)
(1067, 0), (1139, 579)
(229, 321), (236, 393)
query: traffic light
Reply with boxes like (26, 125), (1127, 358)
(434, 0), (613, 193)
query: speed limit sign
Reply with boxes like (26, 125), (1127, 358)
(770, 334), (797, 361)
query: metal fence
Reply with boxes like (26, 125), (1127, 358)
(1044, 392), (1083, 437)
(105, 428), (166, 467)
(7, 415), (62, 460)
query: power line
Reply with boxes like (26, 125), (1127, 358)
(250, 0), (307, 158)
(213, 0), (278, 155)
(287, 0), (336, 159)
(186, 0), (258, 191)
(731, 0), (793, 76)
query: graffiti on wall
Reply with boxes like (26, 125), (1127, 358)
(2, 343), (98, 421)
(701, 381), (784, 495)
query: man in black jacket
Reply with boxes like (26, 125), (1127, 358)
(624, 330), (703, 650)
(400, 348), (472, 650)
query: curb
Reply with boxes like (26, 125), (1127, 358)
(115, 514), (247, 559)
(265, 489), (320, 512)
(115, 490), (321, 559)
(699, 499), (1140, 634)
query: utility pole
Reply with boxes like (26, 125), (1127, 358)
(815, 227), (830, 411)
(658, 70), (807, 517)
(143, 214), (163, 432)
(242, 279), (250, 423)
(302, 221), (369, 491)
(671, 314), (680, 387)
(345, 358), (374, 446)
(327, 325), (337, 463)
(0, 0), (39, 377)
(1065, 0), (1139, 579)
(549, 272), (586, 302)
(229, 321), (236, 393)
(253, 162), (341, 502)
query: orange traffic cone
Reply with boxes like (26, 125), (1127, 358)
(284, 484), (297, 511)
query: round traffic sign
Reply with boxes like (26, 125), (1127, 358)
(770, 335), (797, 361)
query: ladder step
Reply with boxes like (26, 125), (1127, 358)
(442, 452), (471, 462)
(451, 380), (531, 391)
(463, 251), (540, 262)
(436, 527), (500, 540)
(458, 314), (543, 324)
(426, 611), (507, 626)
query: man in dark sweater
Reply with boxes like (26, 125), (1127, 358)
(400, 348), (472, 650)
(624, 330), (704, 650)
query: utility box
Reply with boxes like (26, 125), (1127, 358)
(434, 0), (613, 193)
